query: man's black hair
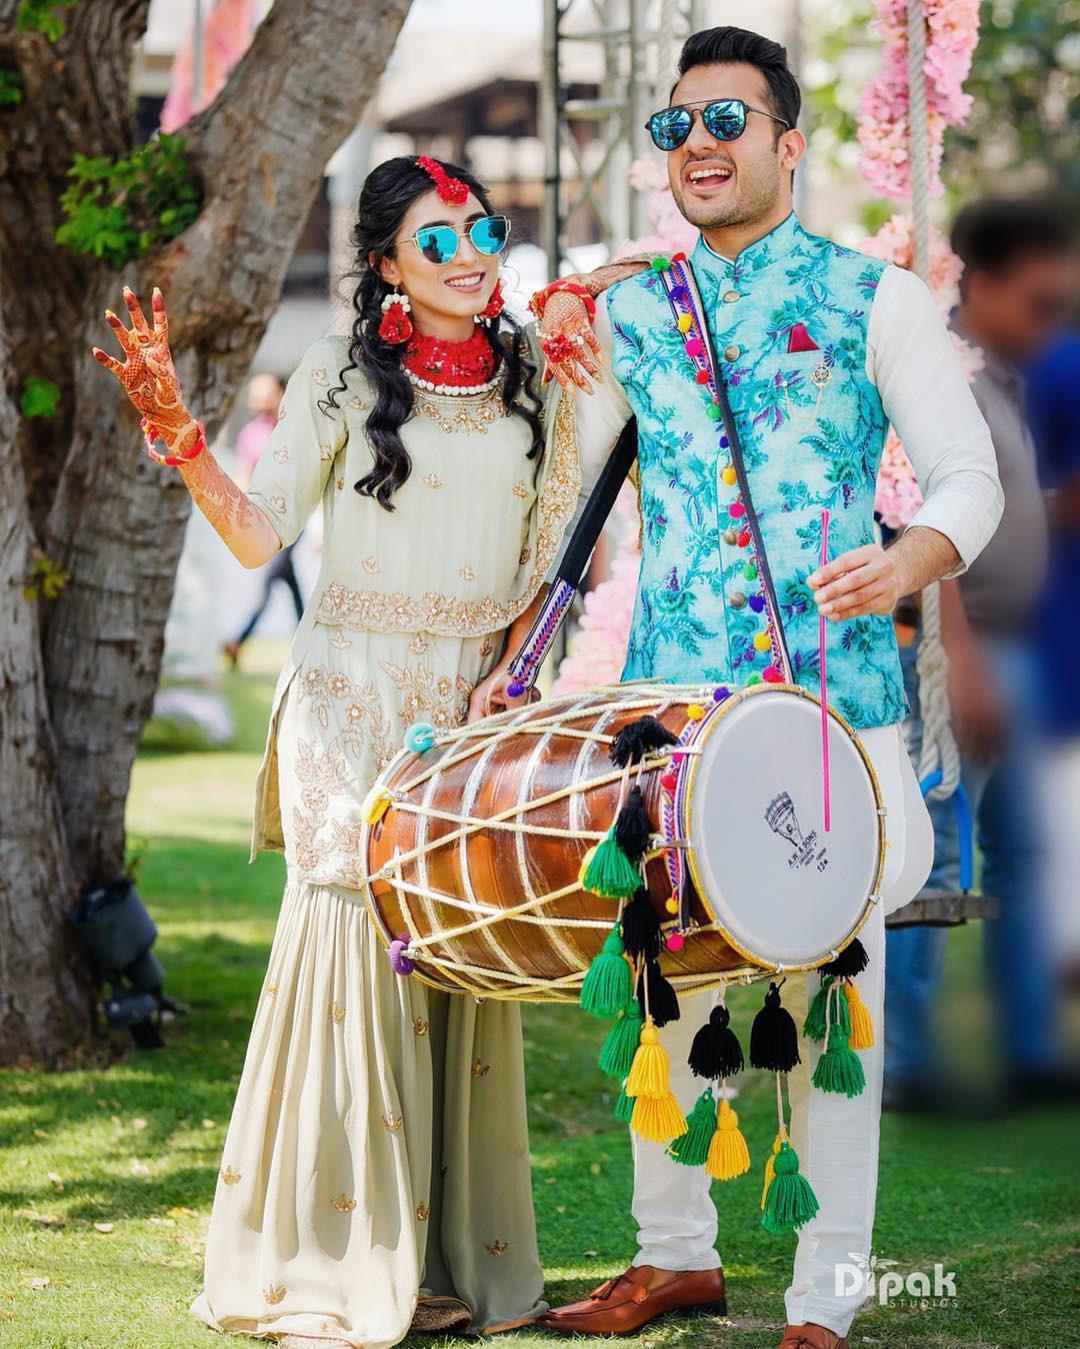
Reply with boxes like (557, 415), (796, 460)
(675, 26), (801, 138)
(951, 197), (1073, 299)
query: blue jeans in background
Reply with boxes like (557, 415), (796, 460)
(885, 636), (1059, 1084)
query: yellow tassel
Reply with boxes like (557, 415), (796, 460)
(630, 1090), (687, 1143)
(677, 312), (693, 333)
(846, 979), (875, 1050)
(760, 1130), (783, 1209)
(625, 1018), (667, 1099)
(578, 846), (597, 887)
(361, 785), (392, 825)
(705, 1099), (750, 1180)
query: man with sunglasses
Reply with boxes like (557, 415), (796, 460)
(535, 26), (1002, 1349)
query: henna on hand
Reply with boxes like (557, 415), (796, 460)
(92, 285), (279, 568)
(92, 286), (199, 455)
(537, 256), (651, 391)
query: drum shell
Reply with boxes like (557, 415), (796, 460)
(363, 688), (753, 1001)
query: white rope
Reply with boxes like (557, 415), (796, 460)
(906, 1), (960, 800)
(915, 580), (961, 797)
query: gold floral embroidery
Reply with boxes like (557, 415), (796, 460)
(348, 395), (365, 411)
(264, 1283), (286, 1304)
(277, 405), (287, 421)
(409, 634), (428, 656)
(382, 1111), (403, 1132)
(330, 1192), (356, 1213)
(329, 630), (352, 650)
(319, 444), (335, 462)
(220, 1165), (241, 1185)
(273, 446), (289, 464)
(312, 396), (579, 639)
(268, 495), (286, 516)
(512, 480), (529, 499)
(471, 1058), (490, 1078)
(265, 983), (278, 998)
(362, 556), (380, 574)
(415, 385), (508, 435)
(290, 737), (348, 872)
(336, 476), (344, 491)
(380, 662), (473, 730)
(330, 1001), (345, 1024)
(413, 1018), (429, 1036)
(416, 1203), (430, 1222)
(484, 1240), (508, 1258)
(480, 638), (494, 661)
(519, 546), (532, 565)
(423, 473), (443, 489)
(459, 566), (475, 583)
(311, 367), (329, 386)
(296, 665), (392, 761)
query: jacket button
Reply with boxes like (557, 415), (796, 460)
(724, 344), (741, 361)
(722, 290), (741, 303)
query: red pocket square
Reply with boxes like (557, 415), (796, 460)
(787, 322), (820, 353)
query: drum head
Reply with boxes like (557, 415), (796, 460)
(683, 687), (882, 968)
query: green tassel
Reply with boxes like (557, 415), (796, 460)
(802, 975), (850, 1042)
(598, 999), (644, 1078)
(581, 825), (641, 899)
(811, 1022), (866, 1097)
(580, 925), (633, 1017)
(761, 1141), (819, 1234)
(669, 1090), (714, 1167)
(613, 1083), (635, 1122)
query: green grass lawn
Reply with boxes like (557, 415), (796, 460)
(1, 641), (1076, 1348)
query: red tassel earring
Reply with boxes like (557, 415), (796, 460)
(477, 280), (504, 323)
(378, 288), (413, 345)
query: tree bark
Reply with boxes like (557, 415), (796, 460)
(0, 0), (413, 1062)
(0, 283), (90, 1060)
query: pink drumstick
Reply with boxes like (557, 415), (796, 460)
(819, 508), (831, 832)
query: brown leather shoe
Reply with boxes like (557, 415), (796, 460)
(778, 1324), (849, 1348)
(538, 1263), (726, 1335)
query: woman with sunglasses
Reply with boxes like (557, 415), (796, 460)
(93, 154), (614, 1348)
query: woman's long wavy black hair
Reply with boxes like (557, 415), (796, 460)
(323, 156), (545, 510)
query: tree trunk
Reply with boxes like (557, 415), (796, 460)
(0, 289), (91, 1059)
(0, 0), (413, 1062)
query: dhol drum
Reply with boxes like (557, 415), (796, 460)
(361, 682), (885, 1000)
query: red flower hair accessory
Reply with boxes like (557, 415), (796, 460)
(416, 155), (469, 205)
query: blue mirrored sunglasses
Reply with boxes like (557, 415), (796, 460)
(410, 215), (511, 265)
(645, 98), (790, 152)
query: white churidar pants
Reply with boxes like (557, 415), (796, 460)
(629, 721), (933, 1337)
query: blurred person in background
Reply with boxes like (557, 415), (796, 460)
(1028, 317), (1080, 986)
(885, 198), (1076, 1113)
(223, 372), (306, 669)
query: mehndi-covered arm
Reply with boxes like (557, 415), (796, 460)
(92, 286), (283, 569)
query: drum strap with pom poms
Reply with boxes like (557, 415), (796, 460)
(655, 256), (793, 684)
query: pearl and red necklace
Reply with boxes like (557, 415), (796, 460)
(403, 329), (500, 397)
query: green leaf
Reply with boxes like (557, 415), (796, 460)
(20, 376), (60, 419)
(0, 66), (25, 106)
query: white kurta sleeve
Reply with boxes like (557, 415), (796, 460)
(545, 293), (635, 581)
(867, 265), (1003, 575)
(247, 337), (349, 547)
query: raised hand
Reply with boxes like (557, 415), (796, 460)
(92, 286), (201, 459)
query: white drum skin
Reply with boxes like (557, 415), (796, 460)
(680, 684), (884, 969)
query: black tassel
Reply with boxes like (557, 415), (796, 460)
(688, 1003), (744, 1080)
(610, 715), (679, 768)
(622, 886), (662, 960)
(638, 958), (680, 1027)
(822, 938), (869, 979)
(749, 982), (801, 1073)
(613, 786), (652, 862)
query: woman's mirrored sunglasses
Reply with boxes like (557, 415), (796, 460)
(645, 98), (791, 152)
(409, 215), (511, 265)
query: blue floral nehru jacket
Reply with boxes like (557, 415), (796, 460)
(605, 212), (908, 730)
